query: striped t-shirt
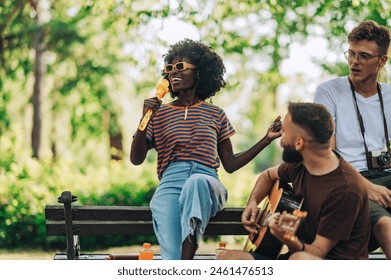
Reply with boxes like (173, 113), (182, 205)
(146, 101), (236, 180)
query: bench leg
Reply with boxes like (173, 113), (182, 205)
(74, 236), (80, 258)
(58, 191), (78, 260)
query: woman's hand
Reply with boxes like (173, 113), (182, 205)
(265, 116), (282, 144)
(142, 97), (162, 117)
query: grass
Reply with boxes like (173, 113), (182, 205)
(0, 249), (56, 260)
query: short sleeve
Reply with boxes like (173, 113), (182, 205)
(217, 109), (236, 143)
(277, 163), (297, 182)
(314, 85), (336, 120)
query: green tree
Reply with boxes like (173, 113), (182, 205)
(1, 0), (389, 165)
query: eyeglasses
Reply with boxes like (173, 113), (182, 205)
(164, 62), (197, 73)
(344, 50), (383, 62)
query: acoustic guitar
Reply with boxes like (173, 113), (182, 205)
(243, 180), (306, 259)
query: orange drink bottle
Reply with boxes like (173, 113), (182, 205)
(138, 243), (154, 260)
(215, 241), (227, 259)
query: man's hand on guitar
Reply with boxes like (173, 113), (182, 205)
(241, 203), (261, 234)
(267, 210), (307, 252)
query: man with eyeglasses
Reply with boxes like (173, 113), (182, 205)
(314, 20), (391, 259)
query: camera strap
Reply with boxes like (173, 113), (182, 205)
(348, 78), (391, 166)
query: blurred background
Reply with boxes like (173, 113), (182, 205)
(1, 0), (391, 254)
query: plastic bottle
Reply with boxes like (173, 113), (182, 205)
(138, 243), (154, 260)
(215, 241), (227, 259)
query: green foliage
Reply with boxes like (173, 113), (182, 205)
(0, 141), (159, 250)
(320, 61), (350, 77)
(0, 146), (58, 248)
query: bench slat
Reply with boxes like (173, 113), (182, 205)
(45, 206), (244, 222)
(45, 206), (247, 236)
(46, 220), (248, 236)
(45, 205), (153, 221)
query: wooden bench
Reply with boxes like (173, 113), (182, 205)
(45, 191), (386, 260)
(45, 191), (247, 260)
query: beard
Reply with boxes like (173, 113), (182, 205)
(282, 144), (303, 163)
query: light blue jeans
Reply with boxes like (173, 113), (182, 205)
(150, 161), (228, 260)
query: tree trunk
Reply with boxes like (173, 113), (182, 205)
(31, 0), (45, 159)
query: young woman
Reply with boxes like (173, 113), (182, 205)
(131, 39), (281, 259)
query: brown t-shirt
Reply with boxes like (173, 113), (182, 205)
(278, 156), (370, 260)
